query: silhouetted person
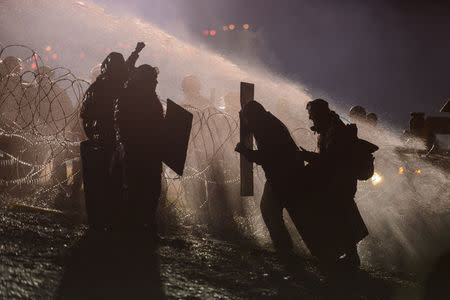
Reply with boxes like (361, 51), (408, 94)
(349, 105), (367, 124)
(235, 101), (302, 254)
(118, 64), (164, 234)
(366, 112), (378, 127)
(80, 42), (145, 229)
(300, 99), (368, 270)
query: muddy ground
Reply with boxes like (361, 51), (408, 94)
(0, 200), (430, 300)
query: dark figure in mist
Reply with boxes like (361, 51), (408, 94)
(300, 99), (368, 269)
(118, 64), (164, 234)
(235, 101), (303, 254)
(349, 105), (367, 124)
(366, 112), (378, 127)
(80, 43), (144, 229)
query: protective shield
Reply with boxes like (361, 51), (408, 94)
(163, 99), (193, 176)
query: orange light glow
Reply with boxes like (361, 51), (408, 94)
(210, 30), (216, 36)
(202, 30), (209, 36)
(52, 53), (58, 60)
(80, 52), (85, 58)
(31, 62), (36, 69)
(229, 24), (235, 30)
(222, 26), (228, 31)
(243, 24), (250, 30)
(398, 167), (404, 175)
(415, 169), (422, 174)
(45, 45), (51, 51)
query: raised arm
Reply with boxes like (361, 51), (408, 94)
(125, 42), (145, 72)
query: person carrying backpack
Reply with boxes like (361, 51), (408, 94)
(298, 98), (376, 272)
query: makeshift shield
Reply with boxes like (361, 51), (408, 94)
(240, 82), (254, 196)
(163, 99), (193, 176)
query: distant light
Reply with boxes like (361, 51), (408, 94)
(229, 24), (235, 30)
(105, 48), (111, 54)
(210, 30), (216, 36)
(371, 172), (382, 185)
(125, 44), (131, 49)
(202, 30), (209, 36)
(118, 42), (123, 47)
(52, 53), (58, 60)
(31, 62), (36, 69)
(45, 45), (51, 51)
(222, 26), (228, 31)
(243, 24), (250, 30)
(415, 169), (422, 174)
(32, 54), (38, 60)
(80, 52), (85, 58)
(398, 167), (404, 175)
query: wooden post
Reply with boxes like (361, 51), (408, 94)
(240, 82), (254, 196)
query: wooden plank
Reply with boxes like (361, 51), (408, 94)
(240, 82), (254, 196)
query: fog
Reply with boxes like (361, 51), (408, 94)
(0, 0), (448, 274)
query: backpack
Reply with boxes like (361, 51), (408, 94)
(346, 124), (379, 180)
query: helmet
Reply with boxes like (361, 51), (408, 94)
(366, 113), (378, 125)
(349, 105), (367, 120)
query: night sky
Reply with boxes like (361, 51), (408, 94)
(94, 0), (450, 128)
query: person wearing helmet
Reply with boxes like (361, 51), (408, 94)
(366, 112), (378, 127)
(349, 105), (367, 124)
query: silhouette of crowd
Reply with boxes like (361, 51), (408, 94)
(75, 41), (385, 282)
(3, 40), (449, 299)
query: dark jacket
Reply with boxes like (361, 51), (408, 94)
(118, 87), (164, 176)
(301, 112), (369, 259)
(245, 111), (302, 193)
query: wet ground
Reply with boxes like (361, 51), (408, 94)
(0, 201), (426, 300)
